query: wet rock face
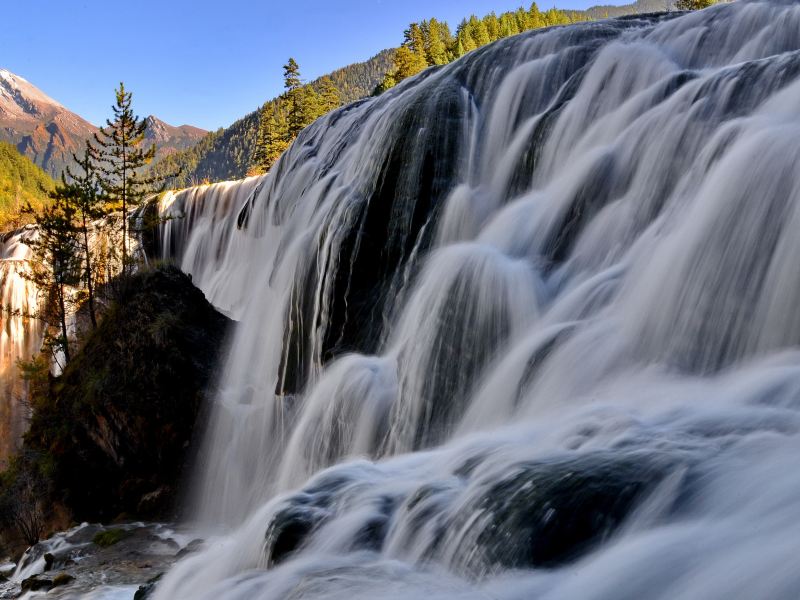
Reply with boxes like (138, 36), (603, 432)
(0, 523), (193, 599)
(260, 451), (686, 574)
(265, 505), (330, 566)
(453, 452), (682, 570)
(23, 265), (231, 521)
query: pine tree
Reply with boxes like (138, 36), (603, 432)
(394, 45), (428, 81)
(21, 194), (80, 365)
(425, 19), (450, 66)
(301, 86), (322, 127)
(470, 16), (491, 47)
(317, 76), (341, 113)
(284, 58), (305, 140)
(404, 23), (427, 58)
(64, 143), (105, 328)
(252, 105), (290, 173)
(93, 83), (157, 274)
(456, 19), (478, 54)
(499, 13), (520, 38)
(484, 13), (501, 42)
(251, 104), (272, 174)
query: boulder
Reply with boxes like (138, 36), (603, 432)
(23, 265), (231, 521)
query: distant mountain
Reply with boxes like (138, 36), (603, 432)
(0, 68), (206, 178)
(144, 115), (207, 160)
(0, 68), (96, 178)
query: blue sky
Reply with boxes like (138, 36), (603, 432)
(2, 0), (612, 130)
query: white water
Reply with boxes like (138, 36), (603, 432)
(151, 2), (800, 598)
(0, 227), (41, 461)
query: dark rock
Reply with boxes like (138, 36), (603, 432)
(264, 504), (330, 566)
(23, 265), (231, 522)
(43, 552), (54, 570)
(20, 575), (53, 592)
(51, 572), (74, 587)
(174, 538), (204, 559)
(451, 451), (686, 570)
(134, 572), (163, 600)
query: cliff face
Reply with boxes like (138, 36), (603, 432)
(22, 265), (231, 521)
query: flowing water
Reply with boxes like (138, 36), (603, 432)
(0, 227), (40, 462)
(20, 1), (800, 597)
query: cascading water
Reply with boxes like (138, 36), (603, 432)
(154, 2), (800, 597)
(0, 227), (41, 463)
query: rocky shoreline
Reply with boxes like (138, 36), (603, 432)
(1, 522), (202, 599)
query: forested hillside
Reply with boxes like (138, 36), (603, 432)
(154, 50), (394, 187)
(377, 3), (589, 92)
(0, 140), (55, 229)
(153, 0), (679, 189)
(584, 0), (675, 18)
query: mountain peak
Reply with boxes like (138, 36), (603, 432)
(143, 115), (207, 158)
(0, 73), (206, 176)
(0, 68), (65, 115)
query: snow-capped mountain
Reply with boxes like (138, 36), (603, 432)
(0, 68), (206, 177)
(0, 68), (96, 177)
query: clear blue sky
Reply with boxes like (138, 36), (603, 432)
(2, 0), (611, 131)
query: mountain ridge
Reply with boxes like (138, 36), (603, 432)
(0, 69), (206, 177)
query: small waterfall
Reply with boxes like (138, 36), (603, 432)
(79, 1), (800, 597)
(0, 215), (144, 458)
(0, 227), (42, 462)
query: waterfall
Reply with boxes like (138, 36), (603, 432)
(127, 1), (800, 597)
(0, 227), (41, 463)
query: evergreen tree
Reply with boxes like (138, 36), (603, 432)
(528, 3), (543, 28)
(301, 86), (322, 128)
(404, 23), (427, 58)
(93, 83), (157, 274)
(64, 143), (105, 328)
(455, 38), (466, 57)
(499, 13), (520, 38)
(484, 13), (501, 42)
(456, 19), (478, 54)
(393, 45), (428, 81)
(265, 113), (289, 166)
(318, 76), (342, 113)
(425, 19), (450, 65)
(251, 106), (289, 174)
(470, 16), (491, 47)
(284, 58), (305, 140)
(21, 194), (80, 365)
(251, 104), (272, 174)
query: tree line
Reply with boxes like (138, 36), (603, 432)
(246, 0), (721, 176)
(249, 59), (342, 174)
(378, 3), (589, 91)
(247, 4), (587, 174)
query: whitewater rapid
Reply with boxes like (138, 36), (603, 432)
(148, 1), (800, 598)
